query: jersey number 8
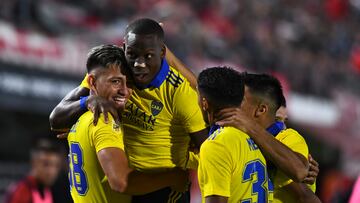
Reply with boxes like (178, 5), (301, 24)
(69, 142), (88, 195)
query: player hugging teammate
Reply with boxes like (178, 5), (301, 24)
(50, 18), (321, 203)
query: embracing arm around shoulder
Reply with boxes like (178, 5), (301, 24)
(49, 86), (89, 131)
(215, 108), (309, 182)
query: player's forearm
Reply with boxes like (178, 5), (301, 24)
(190, 128), (209, 149)
(123, 170), (179, 195)
(299, 195), (322, 203)
(49, 87), (89, 130)
(246, 123), (309, 182)
(285, 183), (322, 203)
(165, 46), (197, 89)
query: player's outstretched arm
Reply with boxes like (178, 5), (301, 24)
(165, 46), (197, 89)
(49, 86), (89, 131)
(283, 182), (322, 203)
(49, 86), (121, 131)
(216, 108), (309, 182)
(97, 148), (188, 195)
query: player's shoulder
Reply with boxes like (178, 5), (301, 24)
(201, 127), (245, 157)
(77, 111), (117, 130)
(277, 128), (303, 139)
(164, 65), (187, 89)
(208, 126), (248, 143)
(276, 128), (307, 144)
(76, 111), (94, 127)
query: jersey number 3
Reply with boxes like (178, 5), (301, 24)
(69, 142), (88, 195)
(242, 159), (271, 203)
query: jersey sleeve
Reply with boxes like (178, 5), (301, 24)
(277, 129), (309, 159)
(198, 140), (232, 198)
(173, 80), (206, 133)
(90, 114), (124, 153)
(80, 74), (90, 89)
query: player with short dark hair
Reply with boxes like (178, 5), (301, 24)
(165, 51), (318, 182)
(67, 44), (188, 203)
(197, 67), (272, 203)
(125, 18), (164, 40)
(217, 73), (321, 203)
(242, 73), (285, 114)
(50, 18), (208, 203)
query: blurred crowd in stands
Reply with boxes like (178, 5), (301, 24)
(1, 0), (360, 97)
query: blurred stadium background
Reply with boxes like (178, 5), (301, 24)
(0, 0), (360, 202)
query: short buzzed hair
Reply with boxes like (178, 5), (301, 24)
(243, 73), (285, 113)
(198, 67), (244, 110)
(86, 44), (127, 73)
(125, 18), (164, 41)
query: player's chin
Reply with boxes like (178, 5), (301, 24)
(114, 101), (126, 111)
(134, 76), (151, 87)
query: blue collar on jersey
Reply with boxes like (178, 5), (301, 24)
(146, 59), (170, 88)
(266, 121), (285, 136)
(209, 124), (221, 136)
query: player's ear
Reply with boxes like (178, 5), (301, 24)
(87, 74), (98, 95)
(201, 97), (209, 112)
(160, 43), (166, 59)
(255, 103), (268, 118)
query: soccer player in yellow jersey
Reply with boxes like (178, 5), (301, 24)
(67, 44), (188, 203)
(196, 67), (271, 203)
(271, 103), (319, 202)
(216, 73), (321, 203)
(50, 19), (207, 203)
(163, 48), (322, 186)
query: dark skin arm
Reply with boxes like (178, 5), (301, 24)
(49, 86), (89, 131)
(216, 108), (309, 182)
(165, 46), (197, 89)
(97, 147), (188, 195)
(189, 129), (209, 149)
(49, 87), (121, 131)
(281, 182), (321, 203)
(205, 195), (228, 203)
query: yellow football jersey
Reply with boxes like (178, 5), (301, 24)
(272, 128), (316, 203)
(68, 111), (131, 203)
(198, 126), (272, 203)
(80, 59), (206, 171)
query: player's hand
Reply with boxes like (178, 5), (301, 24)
(215, 107), (255, 133)
(303, 154), (319, 184)
(86, 95), (120, 126)
(170, 168), (190, 193)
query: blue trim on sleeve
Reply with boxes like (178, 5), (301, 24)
(146, 59), (170, 88)
(209, 124), (221, 136)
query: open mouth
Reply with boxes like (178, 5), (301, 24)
(113, 96), (126, 106)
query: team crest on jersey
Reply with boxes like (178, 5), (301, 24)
(112, 121), (121, 132)
(151, 101), (163, 116)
